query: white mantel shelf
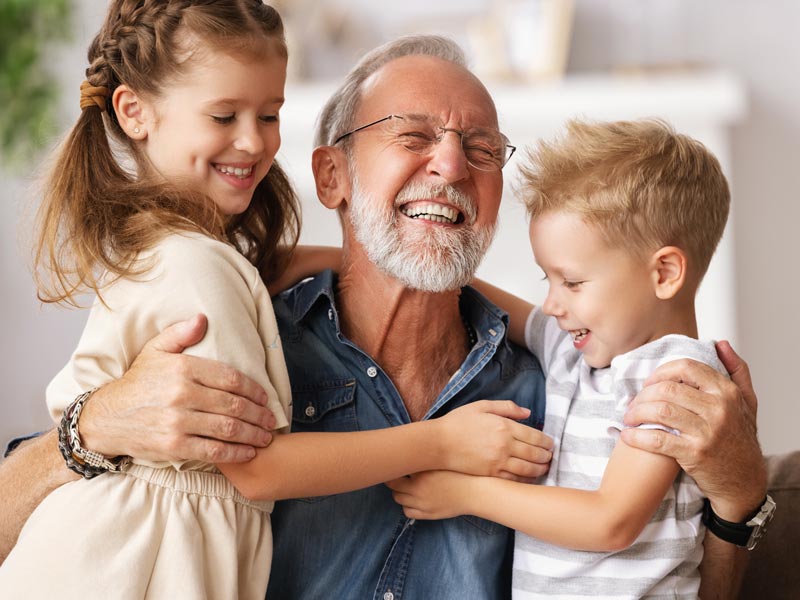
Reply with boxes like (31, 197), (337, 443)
(488, 69), (746, 126)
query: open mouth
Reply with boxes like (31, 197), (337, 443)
(571, 328), (589, 342)
(400, 203), (465, 225)
(214, 164), (254, 179)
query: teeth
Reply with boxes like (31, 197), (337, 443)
(571, 329), (589, 341)
(400, 203), (460, 224)
(215, 164), (253, 178)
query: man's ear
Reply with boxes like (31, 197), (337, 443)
(112, 84), (148, 140)
(650, 246), (688, 300)
(312, 146), (351, 210)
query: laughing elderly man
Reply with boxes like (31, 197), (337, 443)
(1, 36), (766, 599)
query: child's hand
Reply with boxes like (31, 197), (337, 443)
(387, 471), (475, 520)
(437, 400), (553, 480)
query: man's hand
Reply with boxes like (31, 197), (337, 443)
(621, 341), (766, 521)
(80, 315), (277, 464)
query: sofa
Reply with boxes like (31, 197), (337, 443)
(740, 451), (800, 599)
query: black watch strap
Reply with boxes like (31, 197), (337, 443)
(702, 495), (776, 550)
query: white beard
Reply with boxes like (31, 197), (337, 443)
(348, 175), (496, 292)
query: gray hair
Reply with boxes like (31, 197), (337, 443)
(314, 35), (468, 147)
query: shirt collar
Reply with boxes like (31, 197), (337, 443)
(282, 269), (510, 343)
(284, 269), (337, 325)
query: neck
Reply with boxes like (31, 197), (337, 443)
(336, 244), (470, 421)
(651, 296), (699, 341)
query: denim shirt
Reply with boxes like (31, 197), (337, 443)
(268, 271), (546, 600)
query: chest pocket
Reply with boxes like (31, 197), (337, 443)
(291, 379), (358, 433)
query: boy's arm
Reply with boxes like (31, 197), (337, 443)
(622, 343), (766, 598)
(219, 400), (554, 500)
(266, 245), (342, 296)
(390, 440), (679, 553)
(470, 279), (535, 347)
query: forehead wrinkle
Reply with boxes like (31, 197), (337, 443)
(359, 56), (498, 130)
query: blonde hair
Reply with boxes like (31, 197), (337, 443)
(519, 118), (730, 280)
(36, 0), (300, 305)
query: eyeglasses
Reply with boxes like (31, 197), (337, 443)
(333, 114), (516, 172)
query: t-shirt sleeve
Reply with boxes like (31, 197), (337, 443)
(46, 234), (291, 431)
(607, 335), (726, 437)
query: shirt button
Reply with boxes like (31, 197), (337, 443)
(304, 405), (316, 418)
(367, 366), (378, 378)
(383, 593), (394, 600)
(327, 308), (334, 321)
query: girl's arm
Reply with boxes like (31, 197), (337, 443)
(389, 439), (678, 553)
(267, 245), (342, 295)
(470, 279), (534, 348)
(219, 399), (554, 501)
(52, 236), (552, 501)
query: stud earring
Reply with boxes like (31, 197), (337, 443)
(134, 127), (140, 134)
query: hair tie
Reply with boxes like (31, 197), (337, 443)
(79, 80), (109, 112)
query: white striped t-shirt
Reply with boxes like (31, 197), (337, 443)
(514, 307), (726, 599)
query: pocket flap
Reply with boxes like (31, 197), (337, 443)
(292, 379), (357, 425)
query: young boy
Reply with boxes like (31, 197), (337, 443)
(388, 119), (731, 598)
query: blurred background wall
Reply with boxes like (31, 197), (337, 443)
(2, 0), (798, 455)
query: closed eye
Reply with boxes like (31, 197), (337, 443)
(212, 114), (235, 124)
(259, 115), (279, 123)
(398, 131), (434, 141)
(562, 280), (584, 290)
(397, 131), (435, 152)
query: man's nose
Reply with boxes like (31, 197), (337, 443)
(425, 131), (469, 184)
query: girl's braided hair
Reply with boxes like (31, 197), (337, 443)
(36, 0), (300, 305)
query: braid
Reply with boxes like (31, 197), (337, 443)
(35, 0), (299, 305)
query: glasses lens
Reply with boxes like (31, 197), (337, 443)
(387, 115), (438, 154)
(462, 130), (508, 171)
(389, 115), (511, 171)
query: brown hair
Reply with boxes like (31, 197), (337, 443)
(519, 118), (730, 280)
(36, 0), (300, 305)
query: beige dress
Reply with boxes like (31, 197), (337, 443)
(0, 232), (291, 599)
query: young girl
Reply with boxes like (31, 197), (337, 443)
(389, 119), (736, 598)
(0, 2), (546, 598)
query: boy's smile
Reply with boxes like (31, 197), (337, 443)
(530, 210), (666, 369)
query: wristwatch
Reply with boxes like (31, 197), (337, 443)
(57, 389), (130, 479)
(702, 495), (776, 550)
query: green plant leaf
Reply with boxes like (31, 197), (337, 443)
(0, 0), (73, 168)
